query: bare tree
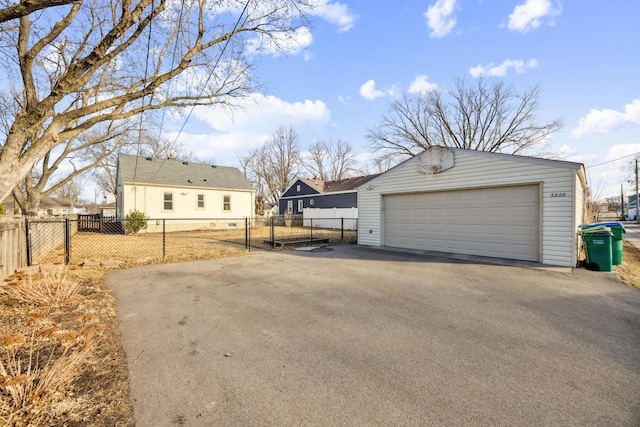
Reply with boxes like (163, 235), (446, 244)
(89, 130), (196, 197)
(0, 0), (314, 203)
(12, 120), (132, 214)
(0, 0), (79, 23)
(240, 125), (301, 208)
(304, 139), (356, 181)
(141, 134), (195, 161)
(52, 175), (86, 204)
(367, 77), (563, 162)
(305, 140), (329, 180)
(356, 156), (399, 176)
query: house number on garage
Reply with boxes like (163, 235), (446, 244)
(550, 193), (566, 198)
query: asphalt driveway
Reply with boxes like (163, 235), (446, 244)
(107, 245), (640, 426)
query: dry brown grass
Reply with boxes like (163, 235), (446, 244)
(35, 226), (357, 266)
(616, 240), (640, 289)
(0, 321), (103, 424)
(0, 269), (79, 305)
(0, 268), (135, 426)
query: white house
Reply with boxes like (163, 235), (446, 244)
(116, 154), (254, 231)
(357, 146), (588, 268)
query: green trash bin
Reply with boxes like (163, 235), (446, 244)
(581, 226), (613, 272)
(592, 222), (625, 265)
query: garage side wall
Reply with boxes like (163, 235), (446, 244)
(358, 151), (579, 267)
(573, 170), (587, 266)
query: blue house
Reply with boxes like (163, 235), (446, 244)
(278, 175), (379, 215)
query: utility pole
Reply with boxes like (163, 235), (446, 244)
(621, 183), (624, 218)
(636, 159), (640, 224)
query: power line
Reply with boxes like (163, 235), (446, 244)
(586, 151), (640, 169)
(171, 0), (252, 144)
(146, 0), (251, 184)
(132, 0), (156, 210)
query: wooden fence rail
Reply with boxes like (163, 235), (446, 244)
(0, 219), (26, 281)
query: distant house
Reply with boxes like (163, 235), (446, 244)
(38, 197), (76, 217)
(278, 175), (379, 230)
(116, 154), (255, 230)
(260, 203), (279, 218)
(278, 175), (380, 215)
(0, 196), (79, 217)
(99, 202), (117, 217)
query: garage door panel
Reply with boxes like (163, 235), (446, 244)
(384, 186), (539, 262)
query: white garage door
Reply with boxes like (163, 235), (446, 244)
(384, 185), (539, 262)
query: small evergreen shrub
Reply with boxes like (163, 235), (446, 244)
(125, 210), (148, 234)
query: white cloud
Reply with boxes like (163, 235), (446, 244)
(556, 144), (576, 159)
(310, 1), (358, 32)
(469, 59), (538, 77)
(359, 80), (386, 100)
(507, 0), (561, 33)
(424, 0), (457, 38)
(606, 143), (640, 161)
(571, 99), (640, 138)
(170, 94), (331, 164)
(408, 75), (438, 94)
(246, 27), (313, 56)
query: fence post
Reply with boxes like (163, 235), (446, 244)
(245, 217), (249, 251)
(310, 218), (313, 241)
(64, 218), (71, 265)
(270, 216), (275, 248)
(162, 219), (166, 260)
(341, 217), (344, 240)
(25, 217), (32, 266)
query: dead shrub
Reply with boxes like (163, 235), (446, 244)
(1, 268), (79, 305)
(0, 320), (103, 423)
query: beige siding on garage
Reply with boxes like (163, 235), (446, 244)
(358, 149), (583, 267)
(384, 185), (539, 261)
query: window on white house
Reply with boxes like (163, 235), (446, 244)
(197, 193), (205, 209)
(287, 200), (293, 214)
(61, 209), (69, 215)
(223, 195), (231, 211)
(163, 192), (174, 211)
(298, 200), (303, 212)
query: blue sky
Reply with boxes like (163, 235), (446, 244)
(169, 0), (640, 200)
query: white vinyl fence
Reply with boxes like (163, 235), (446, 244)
(302, 207), (358, 230)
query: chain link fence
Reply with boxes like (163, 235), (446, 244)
(18, 214), (358, 267)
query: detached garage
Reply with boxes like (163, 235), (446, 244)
(357, 147), (588, 267)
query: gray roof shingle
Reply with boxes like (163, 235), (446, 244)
(299, 174), (380, 193)
(118, 154), (253, 191)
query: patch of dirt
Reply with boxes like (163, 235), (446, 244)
(616, 241), (640, 289)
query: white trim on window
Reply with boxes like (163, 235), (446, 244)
(196, 193), (205, 209)
(287, 200), (293, 214)
(298, 199), (303, 212)
(223, 194), (231, 212)
(163, 192), (174, 211)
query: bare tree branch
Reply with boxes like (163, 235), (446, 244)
(367, 77), (563, 163)
(240, 124), (301, 208)
(0, 0), (315, 202)
(0, 0), (79, 24)
(303, 139), (356, 181)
